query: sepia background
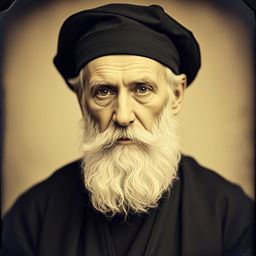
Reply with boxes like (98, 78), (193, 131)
(1, 0), (255, 214)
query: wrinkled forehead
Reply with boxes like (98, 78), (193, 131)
(82, 55), (166, 83)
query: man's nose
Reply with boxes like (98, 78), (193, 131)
(112, 92), (135, 127)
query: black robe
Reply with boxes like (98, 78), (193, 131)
(2, 156), (254, 256)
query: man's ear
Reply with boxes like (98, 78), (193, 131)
(172, 74), (186, 115)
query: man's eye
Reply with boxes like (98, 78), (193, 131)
(95, 88), (112, 97)
(135, 86), (152, 95)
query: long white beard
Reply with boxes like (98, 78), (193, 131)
(81, 98), (181, 216)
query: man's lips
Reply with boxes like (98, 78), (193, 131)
(116, 138), (134, 144)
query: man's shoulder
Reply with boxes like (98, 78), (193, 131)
(27, 159), (82, 191)
(2, 160), (86, 255)
(179, 155), (254, 255)
(46, 159), (83, 187)
(49, 159), (82, 180)
(180, 155), (253, 204)
(6, 159), (84, 213)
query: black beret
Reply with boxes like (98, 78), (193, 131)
(53, 3), (201, 90)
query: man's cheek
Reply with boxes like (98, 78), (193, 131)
(89, 110), (113, 132)
(136, 104), (165, 132)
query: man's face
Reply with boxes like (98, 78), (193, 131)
(76, 55), (185, 216)
(82, 55), (171, 135)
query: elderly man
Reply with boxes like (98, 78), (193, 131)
(2, 3), (254, 256)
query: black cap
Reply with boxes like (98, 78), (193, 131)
(53, 4), (201, 90)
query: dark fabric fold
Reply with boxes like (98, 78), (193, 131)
(2, 156), (254, 256)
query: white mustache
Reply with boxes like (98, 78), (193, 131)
(82, 126), (158, 153)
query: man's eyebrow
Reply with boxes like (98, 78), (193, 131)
(132, 78), (156, 85)
(88, 77), (158, 90)
(131, 78), (158, 89)
(88, 80), (111, 89)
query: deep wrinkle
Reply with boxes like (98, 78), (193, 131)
(81, 55), (184, 132)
